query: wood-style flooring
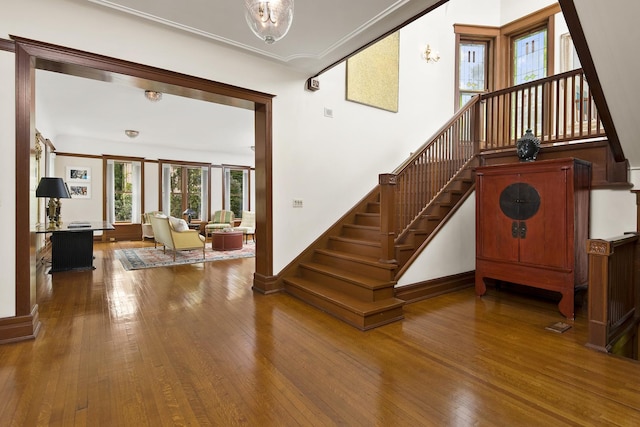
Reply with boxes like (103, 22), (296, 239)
(1, 241), (639, 426)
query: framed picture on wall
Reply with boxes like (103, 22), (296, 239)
(66, 166), (91, 182)
(68, 183), (91, 199)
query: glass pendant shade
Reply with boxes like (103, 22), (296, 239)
(245, 0), (294, 44)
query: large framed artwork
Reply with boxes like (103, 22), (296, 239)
(346, 32), (400, 113)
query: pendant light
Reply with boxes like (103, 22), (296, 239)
(244, 0), (294, 44)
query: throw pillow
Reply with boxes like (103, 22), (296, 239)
(169, 216), (189, 232)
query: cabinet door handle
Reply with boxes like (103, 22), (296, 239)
(519, 221), (527, 238)
(512, 221), (519, 238)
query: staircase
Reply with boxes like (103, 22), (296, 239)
(280, 69), (614, 330)
(282, 161), (476, 330)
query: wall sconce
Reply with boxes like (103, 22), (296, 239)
(422, 45), (440, 63)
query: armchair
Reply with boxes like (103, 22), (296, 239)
(149, 215), (205, 261)
(141, 211), (162, 240)
(204, 210), (235, 238)
(234, 211), (255, 243)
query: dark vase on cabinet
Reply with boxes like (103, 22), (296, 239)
(475, 158), (591, 319)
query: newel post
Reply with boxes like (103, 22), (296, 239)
(379, 173), (397, 264)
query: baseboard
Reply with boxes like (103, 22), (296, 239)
(395, 271), (474, 304)
(0, 305), (41, 345)
(252, 273), (282, 294)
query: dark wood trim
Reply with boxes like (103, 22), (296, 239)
(395, 271), (475, 303)
(0, 304), (40, 344)
(12, 37), (274, 341)
(15, 43), (35, 318)
(54, 152), (102, 159)
(252, 273), (280, 294)
(0, 38), (15, 53)
(557, 0), (624, 162)
(158, 158), (211, 168)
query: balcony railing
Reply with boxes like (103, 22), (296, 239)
(479, 68), (605, 151)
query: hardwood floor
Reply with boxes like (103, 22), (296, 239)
(1, 241), (639, 426)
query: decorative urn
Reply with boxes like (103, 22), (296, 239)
(516, 129), (541, 162)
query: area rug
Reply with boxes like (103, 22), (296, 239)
(115, 242), (254, 270)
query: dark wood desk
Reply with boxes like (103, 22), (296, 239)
(35, 221), (115, 273)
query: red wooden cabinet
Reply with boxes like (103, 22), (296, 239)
(475, 158), (591, 319)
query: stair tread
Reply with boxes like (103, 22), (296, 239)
(342, 223), (379, 230)
(314, 248), (396, 270)
(284, 277), (404, 315)
(299, 261), (394, 289)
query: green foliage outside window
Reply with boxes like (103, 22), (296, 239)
(114, 161), (133, 222)
(229, 170), (244, 218)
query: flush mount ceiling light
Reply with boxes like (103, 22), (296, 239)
(125, 129), (139, 138)
(144, 90), (162, 102)
(244, 0), (294, 44)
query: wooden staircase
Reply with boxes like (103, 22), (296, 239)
(283, 194), (405, 331)
(282, 160), (477, 330)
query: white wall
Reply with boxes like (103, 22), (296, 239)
(54, 156), (104, 225)
(0, 51), (16, 318)
(144, 162), (159, 212)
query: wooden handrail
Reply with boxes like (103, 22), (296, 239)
(387, 97), (480, 242)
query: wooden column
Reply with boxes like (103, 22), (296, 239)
(378, 173), (397, 264)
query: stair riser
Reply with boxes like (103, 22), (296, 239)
(313, 252), (395, 281)
(298, 266), (395, 301)
(329, 240), (382, 259)
(354, 214), (380, 227)
(366, 202), (380, 214)
(284, 284), (404, 331)
(341, 227), (380, 241)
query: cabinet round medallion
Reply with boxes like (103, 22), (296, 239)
(499, 183), (541, 220)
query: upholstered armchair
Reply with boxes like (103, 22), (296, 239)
(149, 215), (205, 260)
(141, 211), (162, 240)
(234, 211), (255, 243)
(204, 210), (235, 237)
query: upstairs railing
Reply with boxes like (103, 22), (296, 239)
(379, 68), (606, 263)
(480, 68), (606, 151)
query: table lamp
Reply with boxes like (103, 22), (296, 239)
(36, 177), (71, 229)
(183, 208), (197, 223)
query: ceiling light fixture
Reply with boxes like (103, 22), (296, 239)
(125, 129), (140, 138)
(244, 0), (294, 44)
(144, 90), (162, 102)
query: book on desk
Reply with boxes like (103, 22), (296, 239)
(68, 221), (92, 228)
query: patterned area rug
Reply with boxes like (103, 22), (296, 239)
(115, 242), (254, 270)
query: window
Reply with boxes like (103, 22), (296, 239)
(106, 158), (142, 224)
(512, 27), (547, 85)
(224, 166), (250, 219)
(161, 162), (210, 220)
(458, 40), (489, 108)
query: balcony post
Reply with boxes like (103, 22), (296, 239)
(379, 173), (397, 264)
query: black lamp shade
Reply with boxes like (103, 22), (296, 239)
(36, 177), (71, 199)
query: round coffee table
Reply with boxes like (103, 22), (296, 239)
(211, 231), (243, 251)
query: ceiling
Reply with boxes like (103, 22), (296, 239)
(37, 0), (445, 157)
(87, 0), (445, 75)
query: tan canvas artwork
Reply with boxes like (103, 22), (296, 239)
(346, 32), (400, 113)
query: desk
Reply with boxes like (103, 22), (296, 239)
(35, 221), (115, 273)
